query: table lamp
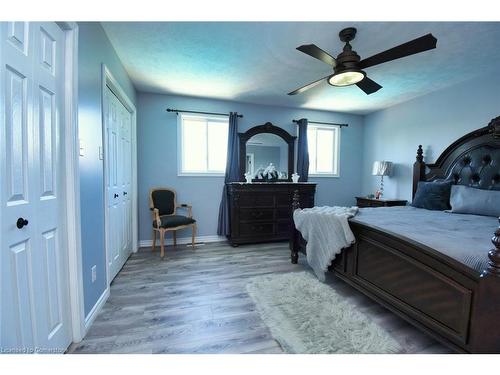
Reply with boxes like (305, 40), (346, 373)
(372, 161), (393, 198)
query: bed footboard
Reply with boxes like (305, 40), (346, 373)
(468, 219), (500, 352)
(290, 189), (500, 353)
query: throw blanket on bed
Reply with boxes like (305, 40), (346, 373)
(293, 206), (358, 281)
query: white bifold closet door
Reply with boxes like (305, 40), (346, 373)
(0, 22), (71, 352)
(104, 84), (132, 282)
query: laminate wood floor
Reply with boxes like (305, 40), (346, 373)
(68, 242), (451, 354)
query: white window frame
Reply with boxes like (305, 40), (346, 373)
(177, 113), (229, 176)
(307, 124), (341, 178)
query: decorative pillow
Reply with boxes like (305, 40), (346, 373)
(412, 181), (453, 211)
(450, 185), (500, 217)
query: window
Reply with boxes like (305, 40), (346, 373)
(307, 125), (340, 177)
(178, 114), (229, 175)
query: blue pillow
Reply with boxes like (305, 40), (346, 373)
(412, 181), (453, 211)
(450, 185), (500, 217)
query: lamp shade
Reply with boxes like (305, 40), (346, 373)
(372, 161), (393, 176)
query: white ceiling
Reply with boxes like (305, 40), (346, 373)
(101, 22), (500, 115)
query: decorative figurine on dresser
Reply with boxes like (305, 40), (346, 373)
(227, 122), (316, 246)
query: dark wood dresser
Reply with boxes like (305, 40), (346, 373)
(227, 182), (316, 246)
(355, 196), (407, 208)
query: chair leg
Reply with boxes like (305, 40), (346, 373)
(160, 230), (165, 259)
(173, 231), (177, 247)
(152, 230), (157, 252)
(192, 224), (196, 248)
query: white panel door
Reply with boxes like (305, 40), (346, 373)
(30, 22), (71, 351)
(0, 22), (35, 350)
(119, 103), (132, 266)
(104, 86), (121, 281)
(104, 85), (132, 282)
(0, 22), (71, 353)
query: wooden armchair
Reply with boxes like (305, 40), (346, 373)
(149, 187), (197, 258)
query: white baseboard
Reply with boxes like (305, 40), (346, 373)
(139, 234), (226, 248)
(84, 287), (110, 331)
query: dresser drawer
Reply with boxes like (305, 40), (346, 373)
(239, 194), (274, 208)
(356, 197), (407, 208)
(356, 198), (382, 208)
(359, 200), (382, 208)
(276, 193), (291, 207)
(276, 208), (291, 220)
(239, 222), (275, 237)
(239, 208), (274, 222)
(276, 221), (291, 235)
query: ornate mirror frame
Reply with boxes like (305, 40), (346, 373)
(238, 122), (296, 182)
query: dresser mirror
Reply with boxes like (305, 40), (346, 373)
(239, 122), (296, 182)
(246, 133), (289, 179)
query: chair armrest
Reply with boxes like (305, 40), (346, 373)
(152, 208), (161, 227)
(176, 204), (193, 218)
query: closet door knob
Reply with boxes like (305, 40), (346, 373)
(16, 218), (29, 229)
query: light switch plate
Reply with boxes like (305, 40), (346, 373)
(98, 146), (104, 160)
(91, 265), (97, 283)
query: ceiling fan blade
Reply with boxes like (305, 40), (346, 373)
(287, 75), (331, 95)
(356, 76), (382, 95)
(359, 33), (437, 69)
(296, 44), (337, 67)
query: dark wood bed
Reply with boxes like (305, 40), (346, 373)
(290, 116), (500, 353)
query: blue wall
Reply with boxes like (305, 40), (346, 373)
(78, 22), (137, 317)
(362, 74), (500, 201)
(137, 93), (365, 243)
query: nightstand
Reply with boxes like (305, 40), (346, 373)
(355, 197), (408, 208)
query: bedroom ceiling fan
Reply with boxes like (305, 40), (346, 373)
(288, 27), (437, 96)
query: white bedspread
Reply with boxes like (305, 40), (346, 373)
(293, 206), (358, 281)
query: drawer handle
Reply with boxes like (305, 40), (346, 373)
(252, 212), (264, 218)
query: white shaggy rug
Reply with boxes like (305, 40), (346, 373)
(246, 271), (402, 354)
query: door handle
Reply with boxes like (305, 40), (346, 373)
(114, 193), (119, 198)
(16, 218), (29, 229)
(123, 191), (127, 196)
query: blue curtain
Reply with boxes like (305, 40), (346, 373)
(217, 112), (240, 236)
(296, 118), (309, 182)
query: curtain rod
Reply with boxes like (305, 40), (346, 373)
(292, 119), (348, 128)
(166, 108), (243, 118)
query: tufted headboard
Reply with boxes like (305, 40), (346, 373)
(412, 116), (500, 198)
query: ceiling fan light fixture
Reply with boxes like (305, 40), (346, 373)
(328, 70), (365, 87)
(290, 29), (436, 95)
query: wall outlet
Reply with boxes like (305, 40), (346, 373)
(91, 265), (97, 283)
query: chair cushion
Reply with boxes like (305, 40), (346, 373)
(151, 190), (175, 215)
(153, 215), (196, 229)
